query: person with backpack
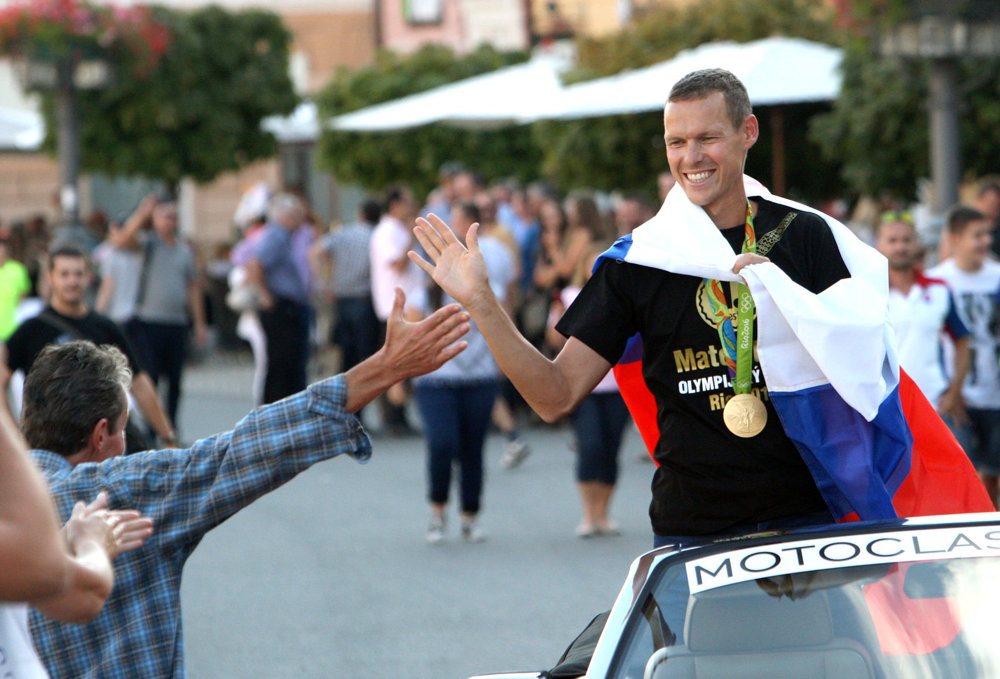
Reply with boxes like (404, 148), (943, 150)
(1, 245), (176, 452)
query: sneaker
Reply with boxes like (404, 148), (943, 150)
(501, 439), (530, 469)
(426, 515), (445, 544)
(596, 520), (621, 537)
(576, 522), (598, 539)
(461, 519), (487, 543)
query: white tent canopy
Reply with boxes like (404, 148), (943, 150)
(263, 101), (319, 144)
(540, 37), (843, 120)
(317, 37), (842, 135)
(330, 52), (570, 132)
(0, 59), (43, 150)
(0, 106), (43, 150)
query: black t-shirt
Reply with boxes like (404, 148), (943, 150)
(556, 198), (852, 536)
(6, 306), (142, 377)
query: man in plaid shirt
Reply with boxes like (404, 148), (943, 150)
(25, 289), (469, 679)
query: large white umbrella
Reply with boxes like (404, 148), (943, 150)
(329, 53), (570, 132)
(272, 38), (842, 139)
(540, 37), (843, 120)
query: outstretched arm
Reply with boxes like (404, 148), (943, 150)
(410, 214), (610, 421)
(344, 287), (470, 413)
(0, 402), (68, 600)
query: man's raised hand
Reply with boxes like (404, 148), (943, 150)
(383, 287), (470, 380)
(410, 213), (490, 309)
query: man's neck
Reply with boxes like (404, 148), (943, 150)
(953, 255), (984, 274)
(888, 266), (917, 293)
(49, 298), (87, 319)
(707, 194), (754, 229)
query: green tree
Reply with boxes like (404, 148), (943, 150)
(810, 42), (1000, 202)
(315, 44), (540, 198)
(41, 5), (298, 188)
(536, 0), (845, 200)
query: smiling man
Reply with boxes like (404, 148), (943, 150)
(410, 69), (863, 546)
(2, 246), (176, 450)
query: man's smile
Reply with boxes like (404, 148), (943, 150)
(684, 170), (715, 184)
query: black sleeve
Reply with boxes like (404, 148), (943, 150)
(554, 259), (638, 365)
(4, 327), (28, 374)
(803, 213), (851, 293)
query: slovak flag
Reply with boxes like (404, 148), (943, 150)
(606, 175), (992, 521)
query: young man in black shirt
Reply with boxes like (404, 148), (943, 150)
(1, 246), (177, 450)
(410, 69), (853, 544)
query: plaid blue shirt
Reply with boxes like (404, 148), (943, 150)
(28, 375), (371, 679)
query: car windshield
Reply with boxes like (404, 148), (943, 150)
(609, 531), (1000, 679)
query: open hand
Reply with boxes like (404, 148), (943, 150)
(382, 287), (470, 380)
(410, 213), (490, 309)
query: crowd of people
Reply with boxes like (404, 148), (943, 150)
(2, 65), (1000, 678)
(878, 179), (1000, 510)
(226, 170), (664, 543)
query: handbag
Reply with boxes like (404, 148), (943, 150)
(226, 266), (259, 313)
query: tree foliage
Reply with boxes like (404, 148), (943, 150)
(41, 5), (298, 187)
(536, 0), (846, 201)
(315, 44), (540, 198)
(810, 36), (1000, 201)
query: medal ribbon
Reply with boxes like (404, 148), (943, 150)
(703, 201), (756, 395)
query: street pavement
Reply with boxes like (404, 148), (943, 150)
(176, 350), (658, 679)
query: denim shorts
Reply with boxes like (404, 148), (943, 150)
(945, 407), (1000, 477)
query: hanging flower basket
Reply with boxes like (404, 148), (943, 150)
(0, 0), (171, 91)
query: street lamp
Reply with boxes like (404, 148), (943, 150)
(12, 49), (113, 227)
(876, 0), (1000, 214)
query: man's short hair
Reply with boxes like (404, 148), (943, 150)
(945, 204), (987, 235)
(359, 199), (381, 226)
(438, 161), (465, 178)
(267, 193), (303, 224)
(668, 68), (752, 129)
(382, 185), (411, 213)
(453, 201), (481, 224)
(47, 244), (88, 270)
(21, 341), (132, 457)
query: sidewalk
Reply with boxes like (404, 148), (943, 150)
(182, 347), (257, 400)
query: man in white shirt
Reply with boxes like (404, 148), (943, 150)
(369, 186), (424, 433)
(370, 186), (424, 323)
(928, 205), (1000, 507)
(876, 212), (970, 415)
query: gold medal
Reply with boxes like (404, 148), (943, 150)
(723, 393), (767, 438)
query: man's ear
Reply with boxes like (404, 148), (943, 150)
(81, 418), (111, 463)
(743, 114), (760, 150)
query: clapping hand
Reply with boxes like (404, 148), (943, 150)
(65, 492), (153, 560)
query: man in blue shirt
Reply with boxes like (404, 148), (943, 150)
(26, 289), (470, 679)
(246, 193), (315, 403)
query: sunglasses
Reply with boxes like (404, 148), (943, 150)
(880, 210), (913, 225)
